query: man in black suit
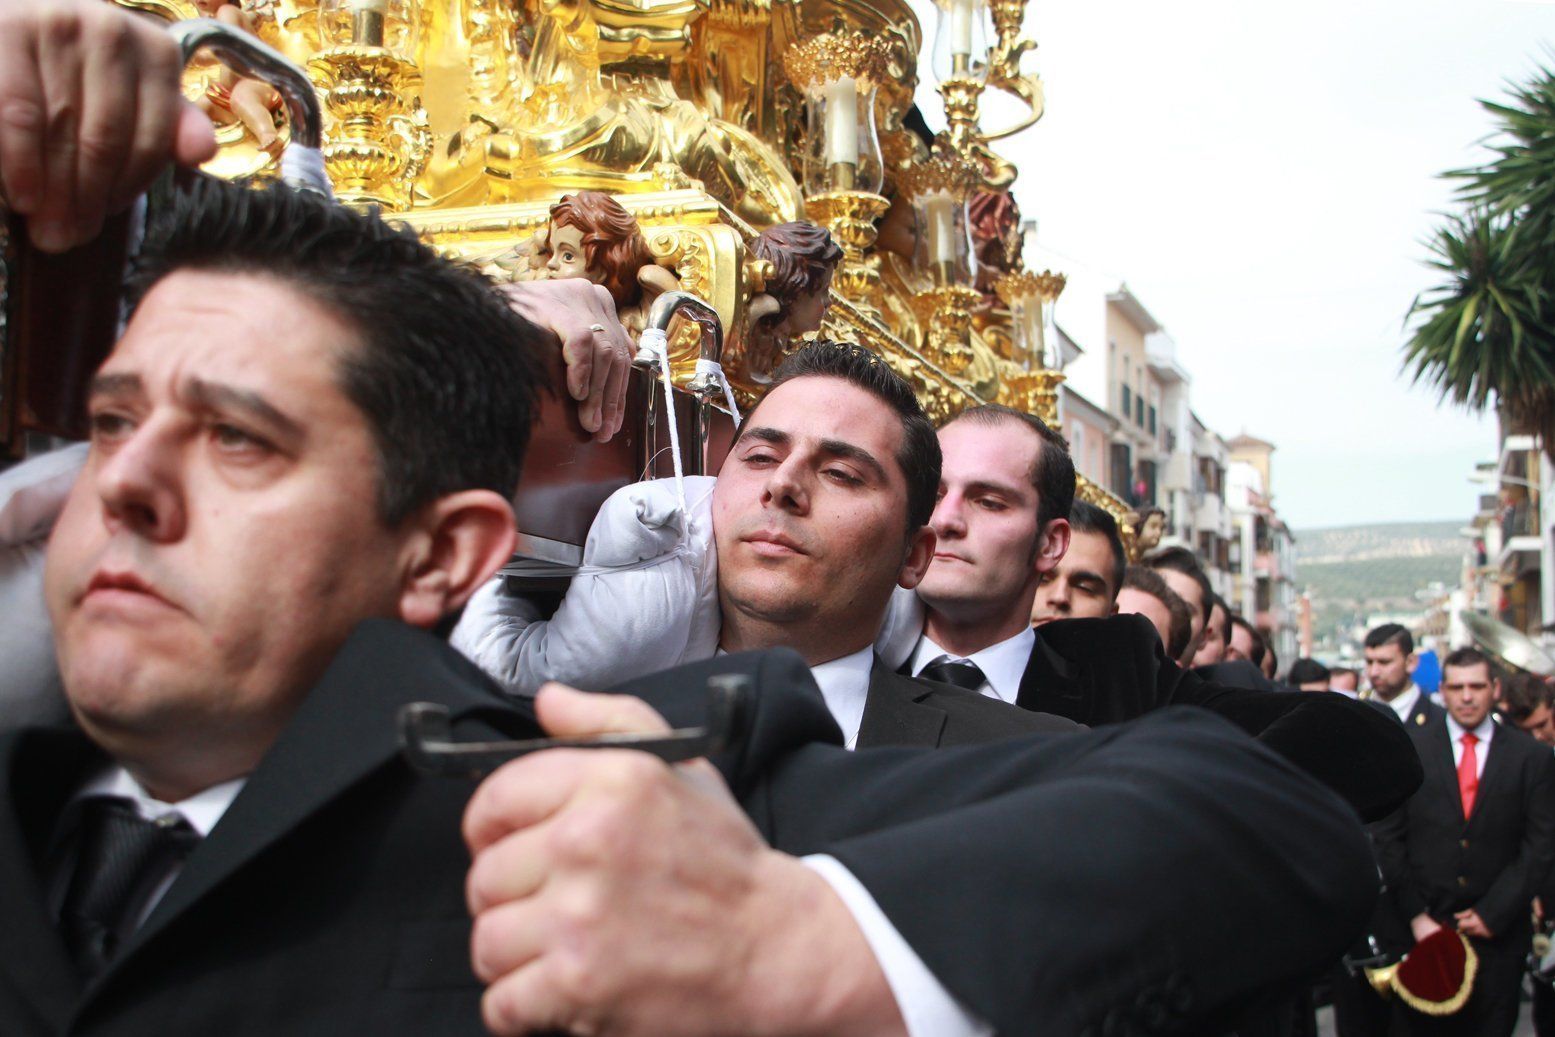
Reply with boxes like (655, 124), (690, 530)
(1364, 624), (1441, 730)
(1375, 648), (1555, 1035)
(902, 404), (1418, 824)
(0, 162), (1388, 1036)
(709, 342), (1077, 747)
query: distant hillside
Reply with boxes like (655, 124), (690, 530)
(1293, 522), (1465, 643)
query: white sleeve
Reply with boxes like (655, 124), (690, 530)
(801, 854), (992, 1037)
(451, 477), (723, 696)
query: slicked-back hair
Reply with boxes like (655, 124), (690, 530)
(1122, 565), (1191, 661)
(1068, 500), (1125, 597)
(748, 340), (941, 535)
(1499, 672), (1551, 724)
(126, 179), (546, 528)
(1144, 545), (1212, 625)
(1443, 646), (1497, 680)
(1230, 614), (1267, 666)
(943, 404), (1075, 533)
(1364, 623), (1414, 657)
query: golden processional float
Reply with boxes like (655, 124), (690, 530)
(1, 0), (1133, 563)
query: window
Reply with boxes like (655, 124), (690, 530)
(1122, 384), (1132, 418)
(1148, 405), (1157, 437)
(1135, 395), (1144, 426)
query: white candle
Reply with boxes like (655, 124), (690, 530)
(823, 76), (860, 168)
(924, 192), (957, 264)
(950, 0), (974, 61)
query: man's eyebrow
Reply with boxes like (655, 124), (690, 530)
(817, 438), (887, 482)
(88, 372), (144, 400)
(961, 478), (1027, 500)
(735, 426), (791, 449)
(186, 377), (304, 440)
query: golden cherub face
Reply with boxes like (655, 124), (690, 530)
(545, 224), (600, 284)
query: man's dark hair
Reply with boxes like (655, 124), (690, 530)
(1363, 623), (1414, 657)
(1330, 665), (1358, 682)
(751, 340), (941, 533)
(1230, 614), (1267, 666)
(1143, 545), (1212, 625)
(1265, 644), (1280, 680)
(1122, 565), (1191, 661)
(945, 404), (1076, 532)
(1068, 500), (1125, 597)
(1287, 658), (1331, 686)
(1442, 646), (1497, 679)
(127, 179), (546, 527)
(1499, 672), (1551, 724)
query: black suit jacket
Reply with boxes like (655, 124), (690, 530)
(1365, 688), (1444, 731)
(1019, 614), (1422, 822)
(857, 659), (1081, 748)
(3, 620), (1378, 1037)
(1375, 716), (1555, 941)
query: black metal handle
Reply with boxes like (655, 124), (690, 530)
(399, 674), (751, 779)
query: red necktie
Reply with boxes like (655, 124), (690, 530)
(1458, 732), (1480, 819)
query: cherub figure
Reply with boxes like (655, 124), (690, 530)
(744, 221), (843, 380)
(535, 191), (679, 334)
(1133, 507), (1167, 556)
(192, 0), (284, 156)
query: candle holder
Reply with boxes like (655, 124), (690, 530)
(306, 0), (430, 210)
(784, 31), (894, 317)
(994, 268), (1067, 421)
(804, 191), (890, 315)
(907, 285), (982, 376)
(784, 31), (892, 196)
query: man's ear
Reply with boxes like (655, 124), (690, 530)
(396, 490), (518, 629)
(897, 525), (936, 590)
(1034, 518), (1071, 577)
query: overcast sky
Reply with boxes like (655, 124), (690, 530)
(914, 0), (1554, 530)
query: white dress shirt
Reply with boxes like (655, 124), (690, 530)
(808, 645), (877, 749)
(1382, 683), (1422, 723)
(907, 627), (1034, 705)
(1446, 713), (1496, 779)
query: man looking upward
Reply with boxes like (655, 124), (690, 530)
(711, 348), (1075, 746)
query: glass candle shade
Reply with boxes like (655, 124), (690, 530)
(318, 0), (420, 54)
(1009, 293), (1056, 370)
(801, 74), (884, 195)
(914, 188), (973, 287)
(931, 0), (989, 82)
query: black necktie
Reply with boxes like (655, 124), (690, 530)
(920, 657), (987, 691)
(57, 798), (199, 978)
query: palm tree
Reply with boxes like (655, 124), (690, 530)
(1404, 65), (1555, 454)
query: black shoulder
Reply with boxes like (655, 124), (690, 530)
(909, 675), (1082, 734)
(1034, 613), (1161, 660)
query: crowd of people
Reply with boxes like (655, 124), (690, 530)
(0, 2), (1547, 1035)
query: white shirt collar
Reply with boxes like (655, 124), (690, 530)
(1384, 683), (1421, 722)
(807, 646), (877, 750)
(908, 627), (1034, 705)
(74, 766), (245, 838)
(1446, 711), (1496, 748)
(1332, 688), (1360, 701)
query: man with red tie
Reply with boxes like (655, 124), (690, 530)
(1376, 647), (1555, 1035)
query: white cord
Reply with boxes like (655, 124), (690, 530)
(694, 358), (742, 424)
(638, 329), (687, 515)
(499, 543), (688, 580)
(281, 145), (332, 197)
